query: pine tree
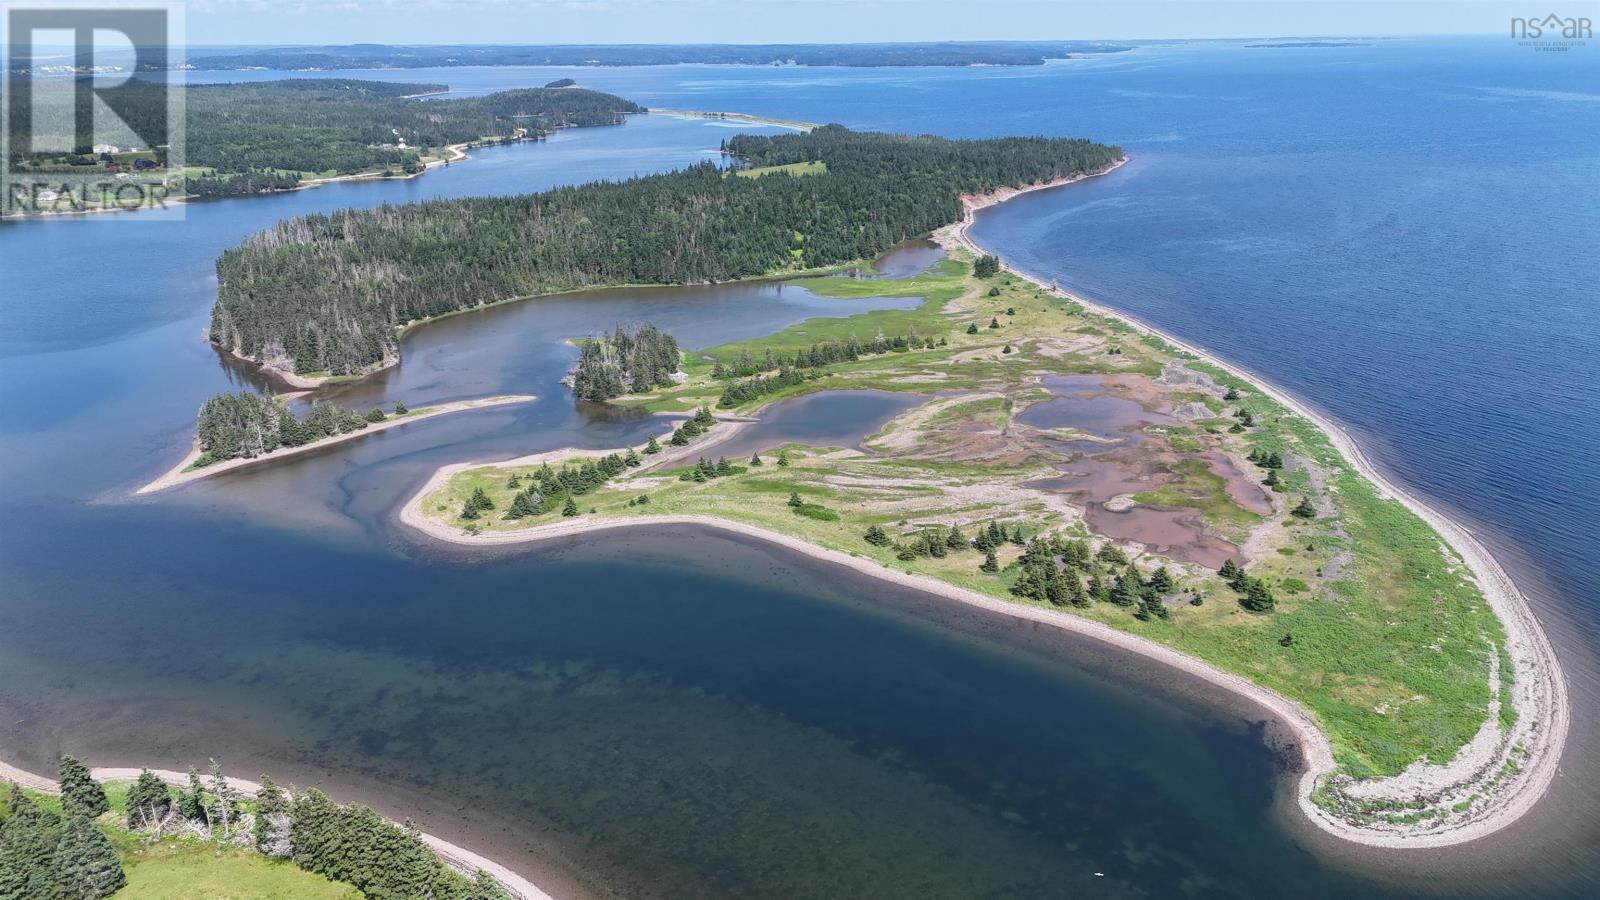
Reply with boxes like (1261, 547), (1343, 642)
(749, 452), (763, 467)
(52, 815), (124, 899)
(1218, 558), (1241, 580)
(715, 456), (734, 476)
(1009, 525), (1025, 545)
(1264, 468), (1280, 489)
(787, 492), (803, 508)
(965, 322), (978, 335)
(644, 437), (661, 455)
(988, 317), (1000, 329)
(1110, 572), (1139, 606)
(468, 486), (494, 512)
(624, 449), (641, 467)
(1291, 497), (1317, 519)
(124, 770), (170, 830)
(776, 450), (790, 467)
(254, 776), (292, 858)
(945, 525), (966, 551)
(1241, 577), (1277, 612)
(864, 525), (892, 547)
(207, 762), (239, 841)
(394, 401), (409, 415)
(0, 784), (62, 899)
(58, 756), (109, 820)
(176, 769), (206, 823)
(979, 549), (1000, 574)
(506, 491), (538, 519)
(561, 496), (579, 517)
(1148, 566), (1175, 595)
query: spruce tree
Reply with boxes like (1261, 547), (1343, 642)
(787, 492), (803, 508)
(561, 496), (579, 517)
(776, 451), (790, 467)
(1148, 567), (1175, 595)
(945, 525), (966, 551)
(177, 769), (206, 823)
(0, 784), (62, 899)
(58, 756), (109, 820)
(749, 452), (763, 467)
(254, 776), (292, 858)
(644, 437), (661, 455)
(52, 815), (124, 899)
(1291, 497), (1317, 519)
(988, 317), (1000, 329)
(1241, 578), (1277, 612)
(1218, 558), (1241, 580)
(979, 550), (1000, 574)
(966, 322), (979, 335)
(1264, 468), (1280, 489)
(124, 770), (170, 830)
(394, 401), (409, 415)
(864, 525), (892, 547)
(1224, 387), (1240, 401)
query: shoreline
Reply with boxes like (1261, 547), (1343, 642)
(0, 758), (551, 900)
(939, 161), (1568, 847)
(394, 155), (1566, 850)
(648, 107), (818, 131)
(136, 394), (536, 495)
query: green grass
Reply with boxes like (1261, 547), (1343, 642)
(119, 842), (361, 899)
(735, 160), (827, 178)
(423, 250), (1507, 781)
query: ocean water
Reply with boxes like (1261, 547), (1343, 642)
(3, 37), (1598, 898)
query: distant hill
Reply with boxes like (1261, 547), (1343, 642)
(170, 41), (1135, 71)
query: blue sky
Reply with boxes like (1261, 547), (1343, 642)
(183, 1), (1545, 46)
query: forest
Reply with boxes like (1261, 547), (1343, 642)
(570, 324), (682, 401)
(7, 79), (641, 196)
(194, 392), (402, 466)
(209, 126), (1123, 376)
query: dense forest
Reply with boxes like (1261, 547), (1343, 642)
(169, 42), (1135, 71)
(194, 391), (400, 465)
(8, 79), (641, 196)
(570, 324), (682, 401)
(210, 126), (1123, 375)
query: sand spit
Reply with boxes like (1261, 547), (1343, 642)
(938, 159), (1567, 848)
(137, 395), (536, 495)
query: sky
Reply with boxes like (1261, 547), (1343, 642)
(178, 0), (1558, 46)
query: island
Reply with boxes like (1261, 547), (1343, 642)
(195, 125), (1564, 850)
(4, 80), (639, 215)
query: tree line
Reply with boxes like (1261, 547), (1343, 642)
(8, 78), (641, 197)
(209, 126), (1123, 376)
(1, 755), (508, 900)
(195, 391), (404, 466)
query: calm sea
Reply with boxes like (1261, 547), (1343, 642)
(2, 37), (1596, 898)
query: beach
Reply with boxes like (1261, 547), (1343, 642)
(394, 156), (1567, 850)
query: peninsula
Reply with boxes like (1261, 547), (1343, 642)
(201, 124), (1563, 850)
(398, 198), (1561, 848)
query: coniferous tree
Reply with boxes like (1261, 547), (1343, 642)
(624, 449), (641, 467)
(787, 492), (803, 508)
(644, 437), (661, 455)
(254, 776), (292, 859)
(965, 323), (979, 335)
(176, 769), (206, 823)
(561, 496), (579, 517)
(988, 317), (1000, 329)
(749, 452), (763, 467)
(0, 784), (62, 899)
(776, 451), (790, 467)
(1110, 572), (1139, 607)
(1241, 577), (1277, 612)
(1224, 387), (1240, 401)
(973, 254), (1001, 278)
(1218, 558), (1241, 581)
(124, 770), (170, 830)
(1148, 566), (1175, 595)
(1291, 497), (1318, 519)
(57, 757), (108, 821)
(979, 549), (1000, 574)
(945, 525), (967, 551)
(864, 524), (892, 547)
(1264, 468), (1280, 489)
(52, 815), (124, 899)
(394, 401), (409, 415)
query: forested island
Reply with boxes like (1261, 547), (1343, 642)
(208, 126), (1123, 377)
(7, 79), (640, 203)
(165, 41), (1135, 71)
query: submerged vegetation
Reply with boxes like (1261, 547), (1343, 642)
(209, 126), (1122, 375)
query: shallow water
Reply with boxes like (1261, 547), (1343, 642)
(709, 390), (927, 461)
(3, 39), (1599, 899)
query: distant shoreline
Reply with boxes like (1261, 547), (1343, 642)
(136, 394), (536, 495)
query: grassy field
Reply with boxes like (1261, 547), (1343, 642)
(421, 251), (1504, 790)
(734, 160), (828, 178)
(0, 780), (361, 899)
